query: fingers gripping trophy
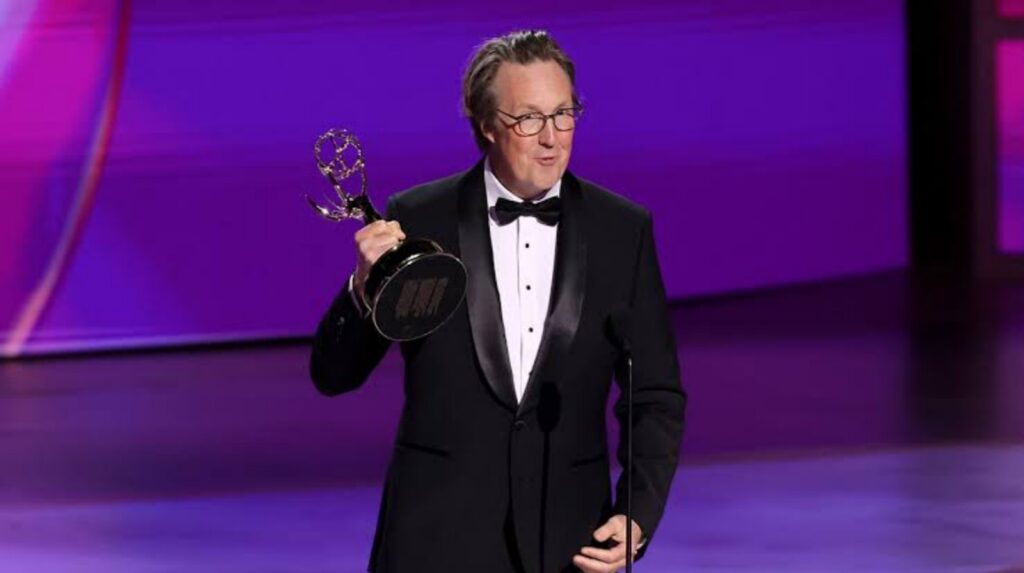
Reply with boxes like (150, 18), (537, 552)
(306, 129), (467, 341)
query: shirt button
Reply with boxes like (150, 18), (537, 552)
(528, 327), (534, 333)
(525, 243), (530, 249)
(526, 285), (532, 291)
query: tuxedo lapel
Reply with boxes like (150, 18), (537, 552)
(517, 170), (588, 416)
(458, 161), (518, 411)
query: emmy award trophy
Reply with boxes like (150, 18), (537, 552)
(306, 129), (467, 341)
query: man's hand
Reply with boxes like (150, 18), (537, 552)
(572, 515), (643, 573)
(353, 220), (405, 303)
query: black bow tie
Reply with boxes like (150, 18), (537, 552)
(493, 197), (561, 226)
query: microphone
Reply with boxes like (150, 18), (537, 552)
(606, 309), (635, 573)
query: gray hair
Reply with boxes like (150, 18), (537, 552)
(462, 30), (580, 151)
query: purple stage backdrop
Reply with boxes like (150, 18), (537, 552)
(999, 41), (1024, 255)
(1, 0), (907, 356)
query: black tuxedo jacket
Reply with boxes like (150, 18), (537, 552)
(310, 161), (686, 573)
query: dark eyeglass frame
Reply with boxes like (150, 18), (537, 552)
(495, 106), (584, 137)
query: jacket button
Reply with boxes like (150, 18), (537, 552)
(513, 420), (526, 431)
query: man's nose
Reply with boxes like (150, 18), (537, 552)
(537, 119), (556, 147)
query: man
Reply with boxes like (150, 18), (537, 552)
(310, 30), (685, 573)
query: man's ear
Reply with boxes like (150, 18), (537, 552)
(480, 120), (496, 145)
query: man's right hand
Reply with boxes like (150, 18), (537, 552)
(353, 220), (406, 303)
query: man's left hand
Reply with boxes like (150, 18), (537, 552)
(572, 514), (643, 572)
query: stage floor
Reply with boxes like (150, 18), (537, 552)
(2, 271), (1024, 571)
(3, 445), (1023, 572)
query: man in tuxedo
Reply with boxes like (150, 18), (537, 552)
(310, 30), (685, 573)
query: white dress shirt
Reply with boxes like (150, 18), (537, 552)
(484, 159), (560, 403)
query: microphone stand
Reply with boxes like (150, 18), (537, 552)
(609, 310), (635, 572)
(624, 352), (634, 573)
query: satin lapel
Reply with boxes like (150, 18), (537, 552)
(458, 160), (518, 411)
(517, 171), (588, 416)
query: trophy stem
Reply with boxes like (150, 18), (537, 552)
(351, 195), (382, 224)
(321, 169), (382, 224)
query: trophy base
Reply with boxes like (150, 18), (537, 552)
(366, 239), (468, 341)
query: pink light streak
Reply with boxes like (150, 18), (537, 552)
(2, 0), (132, 357)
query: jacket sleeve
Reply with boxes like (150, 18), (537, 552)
(308, 197), (398, 396)
(612, 211), (687, 560)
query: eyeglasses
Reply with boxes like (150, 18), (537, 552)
(495, 106), (583, 137)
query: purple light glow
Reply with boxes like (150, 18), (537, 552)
(1, 0), (907, 355)
(1000, 0), (1024, 18)
(999, 41), (1024, 254)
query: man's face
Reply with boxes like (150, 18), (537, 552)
(482, 60), (575, 200)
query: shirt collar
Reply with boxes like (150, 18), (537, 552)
(484, 157), (562, 210)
